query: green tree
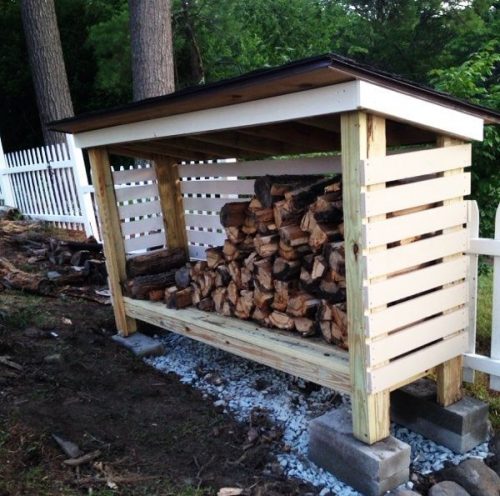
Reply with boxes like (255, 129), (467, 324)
(430, 41), (500, 236)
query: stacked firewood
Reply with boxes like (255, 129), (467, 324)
(167, 175), (348, 349)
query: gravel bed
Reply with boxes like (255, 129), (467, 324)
(146, 333), (490, 495)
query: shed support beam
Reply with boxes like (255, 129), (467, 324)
(153, 156), (188, 256)
(342, 111), (390, 444)
(88, 147), (137, 336)
(435, 135), (465, 406)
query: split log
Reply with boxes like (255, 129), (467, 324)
(272, 280), (296, 312)
(319, 303), (347, 348)
(243, 251), (259, 272)
(241, 266), (253, 289)
(254, 259), (273, 291)
(273, 199), (303, 228)
(278, 225), (309, 246)
(190, 261), (208, 278)
(125, 270), (176, 300)
(227, 281), (239, 306)
(284, 176), (341, 209)
(0, 258), (53, 295)
(223, 240), (240, 262)
(234, 290), (254, 319)
(215, 265), (231, 287)
(268, 311), (295, 331)
(175, 266), (191, 289)
(254, 284), (274, 310)
(198, 297), (215, 312)
(198, 271), (216, 297)
(206, 247), (224, 268)
(252, 307), (271, 326)
(126, 247), (186, 278)
(148, 289), (165, 301)
(308, 224), (342, 251)
(278, 240), (311, 261)
(254, 234), (279, 258)
(294, 318), (316, 337)
(221, 300), (233, 317)
(166, 286), (193, 309)
(213, 287), (227, 313)
(311, 255), (327, 280)
(225, 226), (245, 244)
(220, 201), (250, 227)
(228, 261), (242, 288)
(242, 215), (257, 235)
(286, 292), (320, 318)
(192, 283), (202, 305)
(254, 175), (318, 208)
(273, 258), (301, 281)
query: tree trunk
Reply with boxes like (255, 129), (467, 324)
(128, 0), (175, 100)
(20, 0), (74, 145)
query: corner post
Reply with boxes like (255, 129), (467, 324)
(88, 147), (137, 336)
(341, 111), (390, 444)
(435, 135), (465, 406)
(153, 156), (188, 256)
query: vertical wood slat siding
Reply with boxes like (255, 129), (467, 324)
(362, 143), (471, 394)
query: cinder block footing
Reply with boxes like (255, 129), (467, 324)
(112, 332), (165, 357)
(309, 407), (410, 496)
(391, 378), (488, 454)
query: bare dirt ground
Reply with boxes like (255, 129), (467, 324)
(0, 220), (316, 496)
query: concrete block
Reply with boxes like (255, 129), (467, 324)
(112, 332), (165, 357)
(309, 406), (411, 496)
(391, 378), (488, 454)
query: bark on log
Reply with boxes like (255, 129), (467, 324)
(175, 265), (191, 289)
(126, 270), (176, 299)
(0, 258), (53, 295)
(269, 311), (295, 331)
(220, 202), (249, 227)
(126, 247), (186, 278)
(254, 175), (318, 208)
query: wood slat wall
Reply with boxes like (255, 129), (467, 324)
(361, 143), (471, 394)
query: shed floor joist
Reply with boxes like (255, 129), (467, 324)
(123, 297), (351, 394)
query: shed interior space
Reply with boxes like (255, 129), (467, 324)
(51, 54), (500, 446)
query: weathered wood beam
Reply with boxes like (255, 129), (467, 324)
(239, 122), (338, 151)
(190, 130), (309, 156)
(88, 147), (137, 336)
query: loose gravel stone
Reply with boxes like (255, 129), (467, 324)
(429, 481), (471, 496)
(146, 334), (492, 495)
(435, 459), (500, 496)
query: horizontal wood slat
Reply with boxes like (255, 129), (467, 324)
(183, 196), (245, 212)
(113, 166), (155, 185)
(367, 308), (468, 367)
(186, 229), (226, 245)
(368, 331), (468, 394)
(366, 282), (467, 337)
(181, 179), (255, 195)
(365, 230), (468, 279)
(185, 213), (222, 230)
(178, 156), (342, 178)
(118, 199), (162, 219)
(363, 203), (467, 248)
(365, 256), (468, 309)
(361, 144), (471, 185)
(124, 231), (166, 252)
(362, 173), (470, 217)
(115, 183), (159, 202)
(121, 215), (164, 236)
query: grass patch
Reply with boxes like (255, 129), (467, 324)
(466, 267), (500, 430)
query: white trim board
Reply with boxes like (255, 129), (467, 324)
(73, 80), (484, 149)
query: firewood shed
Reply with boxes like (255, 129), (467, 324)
(51, 54), (500, 449)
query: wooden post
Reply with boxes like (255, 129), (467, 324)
(342, 111), (390, 444)
(153, 156), (188, 256)
(88, 147), (137, 336)
(436, 135), (464, 406)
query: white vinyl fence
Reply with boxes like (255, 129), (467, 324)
(464, 200), (500, 390)
(0, 136), (98, 237)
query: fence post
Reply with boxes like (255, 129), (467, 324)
(464, 200), (479, 383)
(67, 135), (99, 240)
(490, 204), (500, 390)
(0, 136), (16, 207)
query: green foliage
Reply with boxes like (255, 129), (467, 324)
(430, 41), (500, 237)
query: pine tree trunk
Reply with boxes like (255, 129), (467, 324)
(128, 0), (175, 100)
(20, 0), (74, 145)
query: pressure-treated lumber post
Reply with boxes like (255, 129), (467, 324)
(435, 135), (464, 406)
(341, 111), (390, 444)
(88, 147), (137, 336)
(153, 156), (188, 256)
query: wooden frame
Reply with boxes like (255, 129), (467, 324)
(82, 72), (482, 446)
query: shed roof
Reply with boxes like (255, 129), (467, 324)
(51, 53), (500, 136)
